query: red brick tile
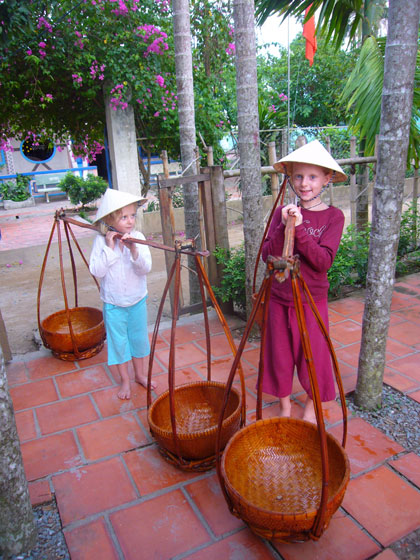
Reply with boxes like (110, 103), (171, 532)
(328, 297), (365, 317)
(241, 347), (261, 369)
(153, 366), (205, 396)
(28, 480), (52, 506)
(10, 379), (58, 411)
(390, 292), (418, 310)
(26, 355), (76, 380)
(373, 550), (400, 560)
(36, 395), (98, 434)
(155, 341), (207, 368)
(330, 320), (362, 345)
(196, 333), (238, 358)
(74, 345), (108, 367)
(386, 353), (420, 381)
(383, 368), (420, 392)
(185, 473), (245, 536)
(92, 384), (148, 417)
(394, 304), (420, 324)
(53, 457), (137, 525)
(195, 357), (233, 383)
(388, 321), (420, 346)
(15, 409), (37, 441)
(22, 431), (82, 481)
(77, 413), (148, 461)
(329, 418), (403, 475)
(110, 489), (209, 559)
(64, 518), (119, 560)
(337, 371), (357, 395)
(342, 465), (420, 546)
(159, 323), (206, 345)
(391, 453), (420, 488)
(328, 309), (344, 324)
(408, 389), (420, 404)
(6, 361), (28, 385)
(185, 528), (275, 559)
(273, 512), (380, 560)
(385, 337), (413, 357)
(55, 365), (112, 397)
(335, 343), (360, 368)
(124, 446), (199, 495)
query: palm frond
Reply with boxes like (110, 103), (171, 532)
(341, 36), (384, 155)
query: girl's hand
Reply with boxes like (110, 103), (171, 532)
(105, 230), (118, 249)
(281, 204), (303, 226)
(120, 233), (138, 259)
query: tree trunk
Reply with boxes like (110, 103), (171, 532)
(355, 0), (420, 409)
(172, 0), (201, 304)
(233, 0), (264, 317)
(0, 348), (37, 555)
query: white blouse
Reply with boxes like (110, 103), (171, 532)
(89, 231), (152, 307)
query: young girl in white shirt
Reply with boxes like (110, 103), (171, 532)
(90, 189), (154, 399)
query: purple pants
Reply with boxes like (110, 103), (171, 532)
(262, 298), (336, 402)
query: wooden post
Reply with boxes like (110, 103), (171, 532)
(160, 150), (183, 309)
(158, 180), (177, 315)
(210, 165), (233, 314)
(268, 141), (279, 205)
(199, 166), (218, 288)
(350, 136), (357, 228)
(206, 146), (214, 166)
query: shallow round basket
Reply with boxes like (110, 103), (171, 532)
(148, 381), (241, 467)
(41, 306), (105, 361)
(221, 417), (350, 542)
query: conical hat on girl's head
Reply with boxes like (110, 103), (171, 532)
(273, 139), (347, 183)
(92, 188), (147, 223)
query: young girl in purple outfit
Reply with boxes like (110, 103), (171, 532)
(262, 140), (347, 423)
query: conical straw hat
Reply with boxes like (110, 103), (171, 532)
(93, 189), (147, 223)
(273, 140), (347, 183)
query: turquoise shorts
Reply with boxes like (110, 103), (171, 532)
(103, 297), (150, 366)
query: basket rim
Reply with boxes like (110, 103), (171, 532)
(40, 306), (104, 337)
(220, 416), (350, 519)
(148, 380), (241, 440)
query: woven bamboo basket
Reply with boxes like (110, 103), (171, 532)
(220, 417), (350, 541)
(148, 380), (242, 461)
(38, 214), (106, 361)
(40, 306), (105, 360)
(147, 246), (246, 471)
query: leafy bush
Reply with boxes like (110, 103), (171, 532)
(0, 174), (31, 201)
(212, 244), (246, 310)
(58, 172), (108, 207)
(143, 186), (184, 213)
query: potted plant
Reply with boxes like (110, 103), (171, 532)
(0, 174), (35, 209)
(57, 172), (108, 219)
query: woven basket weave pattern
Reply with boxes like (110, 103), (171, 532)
(149, 381), (241, 460)
(221, 417), (349, 540)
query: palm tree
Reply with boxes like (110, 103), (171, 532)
(233, 0), (265, 316)
(172, 0), (201, 304)
(254, 0), (420, 409)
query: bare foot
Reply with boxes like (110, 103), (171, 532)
(302, 397), (316, 423)
(302, 412), (317, 424)
(135, 374), (157, 390)
(279, 396), (291, 418)
(117, 379), (131, 400)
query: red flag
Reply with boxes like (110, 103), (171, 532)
(303, 5), (317, 66)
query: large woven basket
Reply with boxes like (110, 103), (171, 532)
(220, 417), (350, 542)
(148, 380), (242, 463)
(40, 306), (105, 360)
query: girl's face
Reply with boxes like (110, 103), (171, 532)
(291, 163), (332, 203)
(110, 203), (137, 234)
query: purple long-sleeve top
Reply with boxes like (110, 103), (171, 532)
(261, 205), (345, 304)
